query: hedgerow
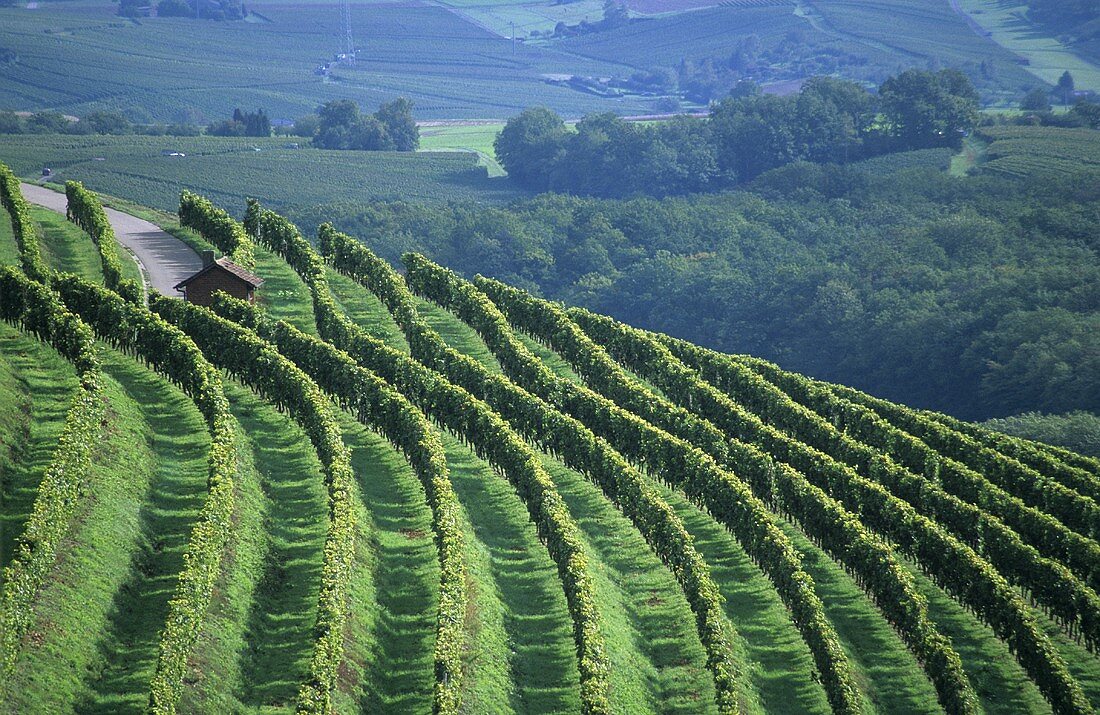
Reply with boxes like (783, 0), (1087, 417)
(247, 205), (612, 715)
(0, 266), (103, 682)
(562, 307), (1092, 715)
(64, 181), (142, 302)
(0, 163), (48, 282)
(50, 274), (238, 714)
(149, 294), (354, 715)
(178, 191), (255, 269)
(411, 257), (987, 715)
(209, 291), (468, 715)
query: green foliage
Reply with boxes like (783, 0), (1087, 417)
(878, 69), (980, 150)
(64, 180), (142, 302)
(49, 274), (238, 714)
(255, 207), (613, 714)
(465, 271), (986, 714)
(975, 412), (1100, 459)
(178, 190), (255, 269)
(208, 289), (469, 715)
(565, 307), (1093, 714)
(147, 294), (358, 714)
(396, 251), (750, 712)
(307, 98), (419, 152)
(648, 329), (1100, 649)
(0, 163), (48, 282)
(0, 266), (102, 683)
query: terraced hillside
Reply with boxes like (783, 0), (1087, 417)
(1, 165), (1100, 715)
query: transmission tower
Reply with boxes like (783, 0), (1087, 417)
(343, 0), (356, 65)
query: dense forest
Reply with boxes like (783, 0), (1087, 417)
(290, 152), (1100, 421)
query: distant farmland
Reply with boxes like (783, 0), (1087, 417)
(0, 135), (527, 211)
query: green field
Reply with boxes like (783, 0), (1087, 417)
(956, 0), (1100, 92)
(0, 0), (653, 122)
(417, 123), (506, 173)
(975, 125), (1100, 178)
(0, 0), (1078, 126)
(0, 134), (527, 210)
(3, 175), (1100, 715)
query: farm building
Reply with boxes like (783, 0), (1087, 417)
(174, 250), (263, 306)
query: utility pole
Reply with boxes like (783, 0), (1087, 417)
(511, 21), (515, 55)
(344, 0), (356, 65)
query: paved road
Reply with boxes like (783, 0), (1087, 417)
(20, 182), (202, 296)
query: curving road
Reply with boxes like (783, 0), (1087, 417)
(19, 182), (202, 296)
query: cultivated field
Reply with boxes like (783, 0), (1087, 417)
(0, 134), (527, 210)
(0, 0), (1065, 123)
(0, 0), (652, 122)
(2, 167), (1100, 715)
(977, 125), (1100, 178)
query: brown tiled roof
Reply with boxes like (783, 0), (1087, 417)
(174, 257), (265, 290)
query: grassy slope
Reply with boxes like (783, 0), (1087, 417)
(444, 295), (953, 715)
(410, 297), (724, 713)
(0, 325), (78, 572)
(73, 350), (210, 714)
(177, 411), (267, 713)
(280, 235), (589, 712)
(0, 366), (158, 712)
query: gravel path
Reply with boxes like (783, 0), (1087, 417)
(20, 182), (202, 296)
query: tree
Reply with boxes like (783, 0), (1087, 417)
(318, 99), (360, 131)
(494, 107), (568, 189)
(1057, 71), (1075, 105)
(601, 0), (629, 30)
(26, 111), (72, 134)
(315, 99), (360, 149)
(350, 115), (393, 151)
(1021, 87), (1052, 112)
(156, 0), (192, 16)
(292, 114), (320, 138)
(375, 97), (418, 151)
(0, 111), (25, 134)
(81, 110), (132, 135)
(878, 69), (979, 150)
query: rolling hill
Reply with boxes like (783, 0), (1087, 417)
(1, 166), (1100, 715)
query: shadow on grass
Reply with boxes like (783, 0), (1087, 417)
(442, 436), (582, 713)
(75, 354), (209, 714)
(0, 330), (76, 571)
(341, 418), (438, 713)
(539, 456), (717, 715)
(228, 385), (328, 710)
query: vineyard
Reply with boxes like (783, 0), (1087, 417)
(2, 164), (1100, 715)
(0, 135), (526, 213)
(975, 125), (1100, 180)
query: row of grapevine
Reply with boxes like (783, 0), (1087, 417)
(64, 181), (142, 302)
(609, 320), (1100, 650)
(318, 230), (868, 715)
(243, 204), (613, 715)
(148, 295), (355, 715)
(188, 194), (475, 713)
(931, 412), (1100, 484)
(824, 377), (1100, 539)
(351, 245), (747, 713)
(671, 341), (1100, 594)
(427, 265), (982, 715)
(209, 292), (469, 715)
(51, 274), (238, 714)
(0, 163), (47, 282)
(0, 267), (103, 683)
(177, 191), (255, 270)
(562, 308), (1092, 715)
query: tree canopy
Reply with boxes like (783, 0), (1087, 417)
(496, 70), (979, 197)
